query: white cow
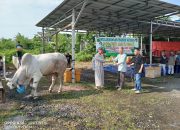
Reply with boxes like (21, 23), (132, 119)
(7, 53), (67, 98)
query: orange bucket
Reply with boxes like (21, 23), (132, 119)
(75, 69), (81, 82)
(64, 68), (81, 83)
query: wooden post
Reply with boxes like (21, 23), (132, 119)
(0, 78), (6, 103)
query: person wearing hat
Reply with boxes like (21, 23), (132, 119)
(94, 47), (105, 89)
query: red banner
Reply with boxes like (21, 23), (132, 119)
(152, 41), (180, 57)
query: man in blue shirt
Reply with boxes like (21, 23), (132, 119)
(113, 47), (127, 90)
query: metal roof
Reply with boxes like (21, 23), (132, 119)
(36, 0), (180, 36)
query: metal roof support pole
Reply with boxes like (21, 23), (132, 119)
(74, 0), (88, 27)
(42, 27), (45, 53)
(72, 9), (76, 83)
(150, 21), (153, 65)
(50, 14), (72, 28)
(51, 23), (72, 36)
(55, 29), (58, 52)
(140, 35), (143, 55)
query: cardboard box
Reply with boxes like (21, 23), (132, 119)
(145, 66), (161, 78)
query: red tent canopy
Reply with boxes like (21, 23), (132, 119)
(152, 41), (180, 57)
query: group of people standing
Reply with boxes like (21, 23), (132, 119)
(160, 51), (180, 76)
(93, 47), (144, 94)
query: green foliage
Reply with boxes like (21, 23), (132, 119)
(85, 43), (96, 53)
(52, 34), (71, 53)
(0, 32), (97, 62)
(15, 33), (34, 49)
(76, 33), (96, 62)
(0, 38), (15, 50)
(44, 44), (55, 53)
(0, 33), (48, 63)
(0, 49), (40, 63)
(76, 52), (93, 62)
(0, 49), (17, 63)
(32, 35), (42, 48)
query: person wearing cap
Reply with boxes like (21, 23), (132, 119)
(113, 47), (127, 90)
(94, 47), (105, 89)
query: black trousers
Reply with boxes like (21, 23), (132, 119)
(117, 71), (125, 88)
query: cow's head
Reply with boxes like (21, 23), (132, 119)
(7, 66), (30, 90)
(7, 80), (15, 89)
(7, 81), (26, 94)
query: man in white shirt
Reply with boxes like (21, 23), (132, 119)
(113, 47), (127, 90)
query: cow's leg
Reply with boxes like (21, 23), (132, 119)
(23, 79), (33, 99)
(30, 76), (41, 99)
(58, 74), (64, 93)
(29, 79), (33, 87)
(48, 74), (57, 93)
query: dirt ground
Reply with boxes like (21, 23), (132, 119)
(0, 62), (180, 130)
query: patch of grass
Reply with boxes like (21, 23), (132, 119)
(138, 94), (166, 105)
(1, 81), (174, 129)
(0, 108), (24, 126)
(42, 89), (102, 102)
(143, 77), (166, 84)
(65, 81), (95, 88)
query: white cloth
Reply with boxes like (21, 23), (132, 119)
(113, 53), (127, 72)
(94, 53), (104, 87)
(92, 57), (95, 71)
(168, 65), (174, 74)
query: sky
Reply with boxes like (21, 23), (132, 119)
(0, 0), (179, 39)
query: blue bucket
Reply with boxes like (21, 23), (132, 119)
(16, 85), (25, 94)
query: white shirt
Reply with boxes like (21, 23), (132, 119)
(113, 53), (127, 72)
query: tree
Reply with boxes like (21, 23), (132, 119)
(32, 35), (43, 48)
(15, 33), (33, 49)
(0, 38), (15, 50)
(51, 33), (71, 53)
